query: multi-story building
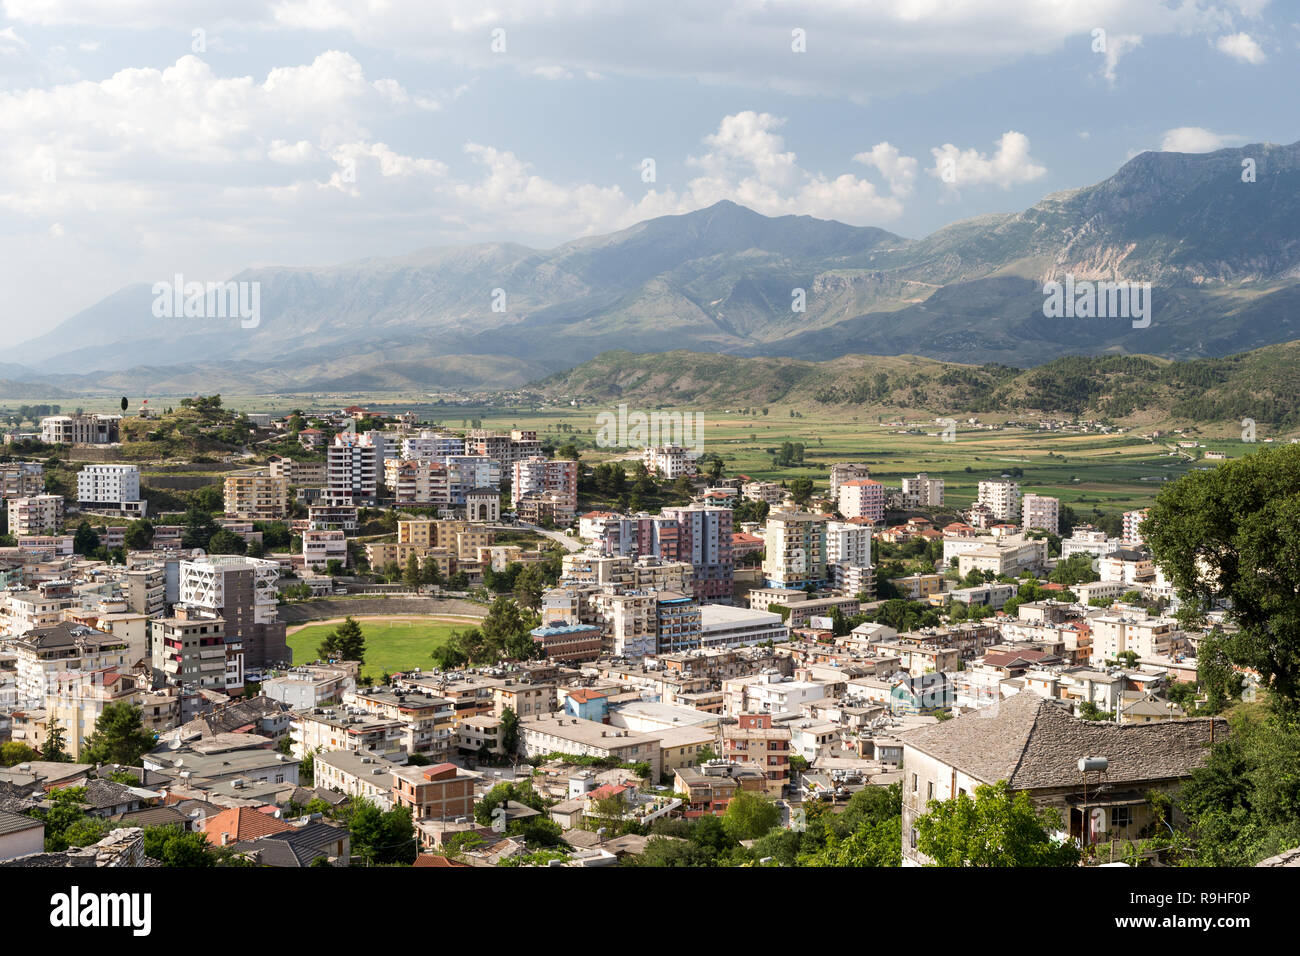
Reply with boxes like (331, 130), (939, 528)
(46, 667), (148, 760)
(402, 431), (465, 460)
(825, 520), (875, 596)
(464, 429), (542, 469)
(953, 534), (1048, 577)
(512, 457), (578, 511)
(977, 480), (1021, 522)
(439, 456), (500, 506)
(123, 567), (167, 616)
(266, 457), (327, 489)
(391, 762), (478, 822)
(7, 621), (134, 707)
(302, 529), (347, 571)
(8, 494), (63, 536)
(348, 687), (456, 761)
(659, 503), (734, 603)
(308, 503), (358, 532)
(643, 445), (697, 480)
(178, 556), (288, 670)
(656, 592), (703, 654)
(518, 712), (662, 780)
(742, 481), (787, 505)
(593, 591), (657, 659)
(828, 463), (872, 499)
(1089, 613), (1182, 666)
(529, 621), (603, 664)
(1122, 509), (1149, 547)
(762, 512), (827, 589)
(837, 479), (885, 523)
(0, 580), (77, 636)
(149, 614), (228, 697)
(1021, 494), (1060, 535)
(326, 433), (381, 504)
(901, 473), (944, 509)
(223, 471), (290, 520)
(383, 458), (449, 506)
(40, 413), (119, 445)
(721, 713), (790, 796)
(77, 464), (145, 515)
(0, 462), (44, 499)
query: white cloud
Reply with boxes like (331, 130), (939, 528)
(0, 1), (1250, 99)
(928, 131), (1046, 189)
(532, 66), (573, 80)
(1216, 32), (1267, 63)
(1159, 127), (1242, 153)
(853, 142), (918, 198)
(1098, 33), (1143, 87)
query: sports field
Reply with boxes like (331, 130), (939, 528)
(286, 616), (469, 681)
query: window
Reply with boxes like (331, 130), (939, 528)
(927, 782), (934, 800)
(1111, 806), (1133, 829)
(911, 773), (918, 792)
(910, 828), (918, 849)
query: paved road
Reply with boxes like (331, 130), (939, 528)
(515, 521), (585, 552)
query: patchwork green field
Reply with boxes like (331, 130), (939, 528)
(286, 617), (465, 681)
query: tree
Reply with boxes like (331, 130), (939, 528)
(72, 521), (100, 557)
(120, 396), (129, 414)
(721, 790), (781, 841)
(206, 529), (247, 555)
(317, 616), (366, 663)
(349, 801), (417, 865)
(35, 787), (93, 851)
(915, 780), (1081, 867)
(788, 477), (815, 506)
(123, 518), (155, 550)
(80, 702), (157, 767)
(41, 723), (71, 763)
(0, 741), (39, 767)
(1145, 444), (1300, 713)
(181, 507), (220, 551)
(499, 706), (519, 756)
(475, 781), (547, 827)
(404, 553), (423, 591)
(513, 564), (547, 611)
(142, 824), (217, 866)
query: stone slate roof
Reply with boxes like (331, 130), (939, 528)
(0, 808), (42, 837)
(898, 691), (1226, 790)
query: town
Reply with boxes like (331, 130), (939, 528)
(0, 398), (1288, 873)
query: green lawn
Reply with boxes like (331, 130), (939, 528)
(287, 618), (464, 681)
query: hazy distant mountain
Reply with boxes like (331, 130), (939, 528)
(9, 140), (1300, 392)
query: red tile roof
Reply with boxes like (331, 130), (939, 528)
(201, 806), (293, 846)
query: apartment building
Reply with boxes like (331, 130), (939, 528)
(722, 713), (790, 796)
(1122, 509), (1149, 546)
(529, 621), (603, 663)
(512, 457), (578, 510)
(46, 667), (148, 760)
(348, 688), (456, 761)
(440, 456), (500, 505)
(901, 473), (944, 509)
(0, 462), (44, 499)
(742, 481), (787, 505)
(7, 621), (134, 707)
(1089, 613), (1182, 666)
(149, 615), (227, 697)
(642, 445), (697, 480)
(518, 713), (662, 781)
(178, 556), (289, 670)
(656, 592), (703, 654)
(123, 567), (167, 616)
(828, 462), (871, 499)
(762, 512), (827, 589)
(383, 458), (449, 505)
(976, 480), (1021, 522)
(593, 591), (657, 659)
(8, 494), (63, 536)
(659, 503), (734, 603)
(953, 534), (1048, 577)
(825, 519), (873, 584)
(223, 471), (290, 520)
(290, 706), (405, 759)
(402, 431), (465, 460)
(0, 580), (77, 636)
(837, 479), (886, 523)
(326, 433), (381, 504)
(76, 464), (144, 515)
(302, 529), (347, 571)
(308, 503), (358, 532)
(1021, 494), (1060, 535)
(266, 457), (327, 489)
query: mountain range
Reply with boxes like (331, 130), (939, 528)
(6, 139), (1300, 395)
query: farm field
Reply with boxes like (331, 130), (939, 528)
(285, 616), (467, 681)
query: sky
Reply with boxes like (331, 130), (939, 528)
(0, 0), (1295, 344)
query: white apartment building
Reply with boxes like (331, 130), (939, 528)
(302, 529), (347, 571)
(1098, 549), (1155, 585)
(326, 433), (381, 504)
(976, 480), (1020, 522)
(742, 481), (788, 505)
(643, 445), (697, 480)
(512, 457), (578, 510)
(8, 494), (63, 536)
(1061, 529), (1122, 559)
(1021, 494), (1059, 535)
(77, 464), (146, 516)
(837, 479), (885, 523)
(40, 413), (119, 445)
(402, 432), (465, 460)
(384, 458), (449, 505)
(1122, 509), (1149, 546)
(954, 534), (1048, 577)
(441, 456), (500, 505)
(901, 473), (944, 509)
(825, 518), (873, 594)
(1089, 613), (1182, 666)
